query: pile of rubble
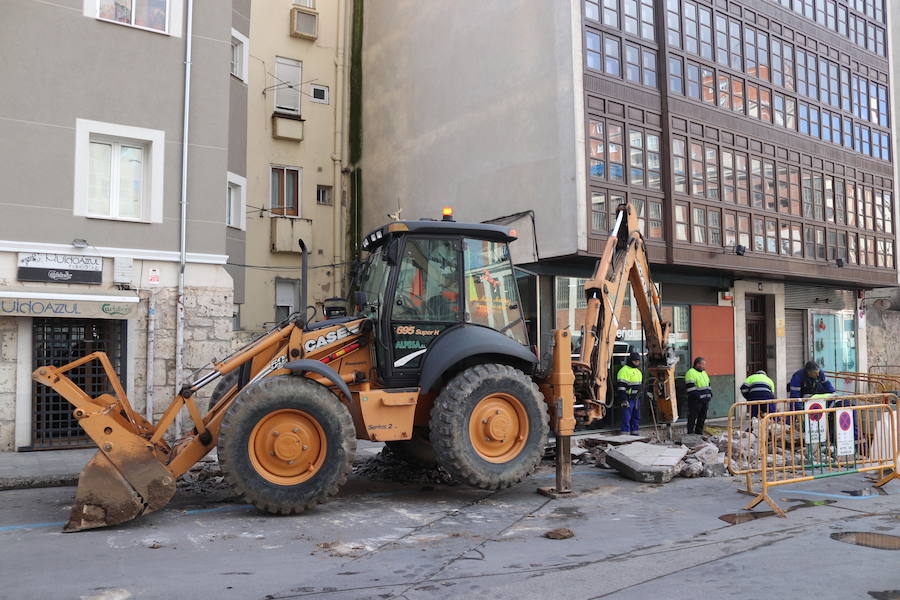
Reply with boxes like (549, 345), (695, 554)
(176, 451), (232, 496)
(352, 445), (458, 486)
(565, 431), (733, 483)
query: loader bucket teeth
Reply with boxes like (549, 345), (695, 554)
(64, 450), (176, 533)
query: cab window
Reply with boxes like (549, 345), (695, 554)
(393, 238), (460, 322)
(463, 239), (528, 344)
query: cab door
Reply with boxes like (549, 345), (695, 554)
(384, 236), (462, 386)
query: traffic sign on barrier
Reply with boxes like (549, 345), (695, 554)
(804, 399), (827, 444)
(835, 409), (854, 455)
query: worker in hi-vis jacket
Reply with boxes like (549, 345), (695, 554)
(789, 361), (835, 410)
(684, 357), (712, 435)
(616, 351), (643, 435)
(740, 370), (776, 416)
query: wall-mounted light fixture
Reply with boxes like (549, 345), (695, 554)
(71, 238), (88, 248)
(734, 244), (746, 256)
(836, 258), (845, 267)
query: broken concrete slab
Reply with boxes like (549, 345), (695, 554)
(605, 442), (689, 484)
(579, 433), (650, 447)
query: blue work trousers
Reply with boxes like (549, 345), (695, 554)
(620, 395), (640, 434)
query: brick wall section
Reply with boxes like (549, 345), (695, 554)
(0, 318), (17, 451)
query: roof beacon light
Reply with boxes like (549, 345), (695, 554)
(442, 207), (454, 222)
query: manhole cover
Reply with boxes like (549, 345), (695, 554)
(831, 532), (900, 550)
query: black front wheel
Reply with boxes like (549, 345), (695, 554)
(430, 364), (548, 490)
(217, 376), (356, 515)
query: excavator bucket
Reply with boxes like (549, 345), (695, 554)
(65, 448), (176, 532)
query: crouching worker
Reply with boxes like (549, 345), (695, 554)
(684, 357), (712, 435)
(617, 351), (643, 435)
(740, 370), (776, 417)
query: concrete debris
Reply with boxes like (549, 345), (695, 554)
(543, 527), (575, 540)
(702, 462), (727, 477)
(177, 459), (230, 495)
(689, 442), (720, 464)
(605, 442), (688, 483)
(353, 446), (458, 486)
(578, 433), (649, 446)
(678, 433), (705, 448)
(678, 457), (705, 478)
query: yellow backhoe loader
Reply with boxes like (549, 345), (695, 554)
(33, 203), (678, 532)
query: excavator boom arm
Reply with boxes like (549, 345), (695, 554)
(577, 203), (678, 424)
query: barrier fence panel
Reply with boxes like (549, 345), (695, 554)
(743, 402), (898, 517)
(824, 371), (900, 396)
(725, 393), (899, 495)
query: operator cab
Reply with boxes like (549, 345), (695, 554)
(353, 210), (529, 387)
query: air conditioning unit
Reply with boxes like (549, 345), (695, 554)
(291, 7), (318, 40)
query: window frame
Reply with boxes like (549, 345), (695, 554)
(274, 56), (302, 116)
(226, 171), (247, 230)
(270, 165), (302, 217)
(73, 118), (165, 224)
(89, 0), (182, 36)
(230, 28), (249, 82)
(310, 84), (330, 104)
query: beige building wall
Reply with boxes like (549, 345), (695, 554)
(241, 0), (351, 333)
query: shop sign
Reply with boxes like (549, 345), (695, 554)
(0, 297), (136, 319)
(17, 253), (102, 284)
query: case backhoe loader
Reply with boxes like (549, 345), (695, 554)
(33, 203), (677, 532)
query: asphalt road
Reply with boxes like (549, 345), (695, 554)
(1, 465), (899, 600)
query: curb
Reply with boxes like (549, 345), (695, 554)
(0, 449), (383, 491)
(0, 474), (79, 491)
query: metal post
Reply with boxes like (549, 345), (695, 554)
(556, 433), (572, 495)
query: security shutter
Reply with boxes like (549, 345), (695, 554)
(784, 284), (853, 310)
(785, 309), (806, 374)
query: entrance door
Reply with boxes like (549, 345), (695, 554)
(31, 318), (126, 449)
(745, 295), (767, 375)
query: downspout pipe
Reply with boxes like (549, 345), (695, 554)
(332, 0), (347, 296)
(175, 0), (194, 437)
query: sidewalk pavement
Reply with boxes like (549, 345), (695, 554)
(0, 441), (385, 491)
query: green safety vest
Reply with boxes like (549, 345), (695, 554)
(744, 372), (774, 392)
(616, 364), (642, 398)
(684, 368), (711, 390)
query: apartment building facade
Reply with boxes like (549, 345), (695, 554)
(0, 0), (248, 450)
(359, 0), (895, 425)
(235, 0), (351, 334)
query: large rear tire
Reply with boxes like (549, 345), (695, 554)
(430, 364), (548, 490)
(217, 376), (356, 514)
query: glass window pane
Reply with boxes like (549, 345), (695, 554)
(88, 141), (112, 216)
(395, 238), (460, 324)
(464, 239), (527, 344)
(99, 0), (133, 24)
(117, 145), (143, 218)
(133, 0), (167, 31)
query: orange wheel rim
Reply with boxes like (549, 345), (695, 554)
(468, 393), (529, 463)
(248, 409), (326, 485)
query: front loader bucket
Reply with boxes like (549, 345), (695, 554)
(65, 449), (176, 533)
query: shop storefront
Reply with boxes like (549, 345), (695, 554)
(0, 289), (138, 450)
